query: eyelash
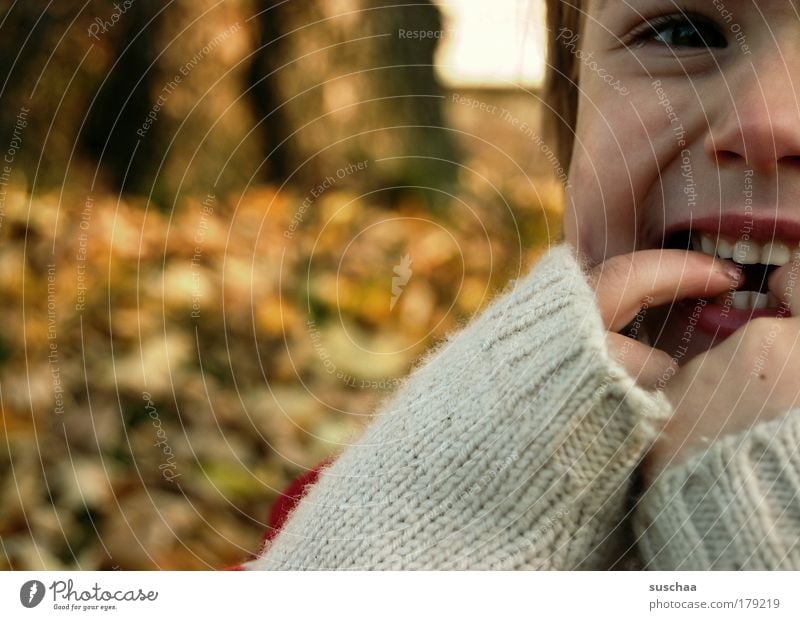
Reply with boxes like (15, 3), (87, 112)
(627, 12), (727, 49)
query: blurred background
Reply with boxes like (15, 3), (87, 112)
(0, 0), (564, 569)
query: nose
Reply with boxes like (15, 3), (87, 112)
(705, 59), (800, 173)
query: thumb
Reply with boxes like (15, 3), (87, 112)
(768, 257), (800, 316)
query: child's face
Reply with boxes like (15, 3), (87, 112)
(563, 0), (800, 361)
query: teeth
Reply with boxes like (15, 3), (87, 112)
(716, 238), (734, 259)
(716, 290), (780, 310)
(751, 292), (769, 309)
(761, 242), (791, 266)
(688, 233), (798, 312)
(695, 233), (799, 266)
(733, 239), (760, 264)
(731, 291), (751, 309)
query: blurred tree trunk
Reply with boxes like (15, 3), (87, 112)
(0, 1), (458, 207)
(83, 0), (263, 208)
(0, 1), (263, 208)
(0, 1), (112, 191)
(249, 0), (458, 202)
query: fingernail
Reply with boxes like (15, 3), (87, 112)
(719, 262), (741, 281)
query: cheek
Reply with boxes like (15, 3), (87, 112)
(563, 196), (603, 267)
(564, 128), (641, 262)
(564, 90), (669, 260)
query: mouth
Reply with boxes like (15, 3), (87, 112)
(661, 219), (798, 337)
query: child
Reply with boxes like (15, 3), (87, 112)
(240, 0), (800, 569)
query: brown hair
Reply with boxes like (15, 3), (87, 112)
(543, 0), (585, 174)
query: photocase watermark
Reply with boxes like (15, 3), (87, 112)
(306, 317), (403, 390)
(0, 105), (29, 232)
(748, 168), (798, 378)
(4, 106), (28, 163)
(680, 148), (697, 211)
(390, 254), (413, 311)
(137, 22), (243, 138)
(557, 27), (630, 96)
(451, 93), (571, 188)
(621, 295), (654, 348)
(651, 119), (696, 235)
(142, 392), (181, 482)
(190, 191), (215, 319)
(75, 193), (94, 313)
(750, 264), (797, 378)
(712, 0), (751, 55)
(652, 80), (686, 148)
(21, 578), (158, 612)
(397, 28), (453, 40)
(46, 264), (65, 417)
(734, 169), (755, 260)
(654, 299), (708, 390)
(20, 580), (45, 608)
(397, 450), (521, 543)
(87, 1), (134, 40)
(284, 160), (369, 239)
(668, 172), (753, 363)
(502, 506), (571, 568)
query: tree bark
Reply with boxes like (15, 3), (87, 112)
(249, 0), (458, 201)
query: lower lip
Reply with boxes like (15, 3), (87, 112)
(682, 298), (791, 338)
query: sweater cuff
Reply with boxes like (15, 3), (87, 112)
(634, 408), (800, 569)
(250, 242), (671, 569)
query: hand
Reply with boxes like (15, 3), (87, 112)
(587, 249), (740, 389)
(641, 256), (800, 485)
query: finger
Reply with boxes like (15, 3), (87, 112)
(768, 256), (800, 316)
(589, 249), (741, 332)
(606, 332), (679, 390)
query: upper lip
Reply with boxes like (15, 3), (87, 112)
(661, 212), (800, 246)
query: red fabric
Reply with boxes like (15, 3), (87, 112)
(222, 458), (333, 570)
(262, 459), (332, 544)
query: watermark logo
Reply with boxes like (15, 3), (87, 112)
(451, 93), (571, 188)
(556, 27), (630, 96)
(20, 580), (45, 608)
(390, 254), (413, 310)
(87, 0), (135, 40)
(19, 579), (158, 612)
(397, 28), (453, 40)
(136, 23), (243, 139)
(712, 0), (751, 55)
(142, 392), (181, 482)
(284, 160), (369, 239)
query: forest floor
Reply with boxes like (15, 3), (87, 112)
(0, 88), (563, 569)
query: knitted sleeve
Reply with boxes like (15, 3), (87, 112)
(245, 243), (672, 569)
(633, 409), (800, 569)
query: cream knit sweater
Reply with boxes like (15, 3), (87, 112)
(246, 243), (800, 570)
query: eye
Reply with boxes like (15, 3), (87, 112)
(629, 13), (728, 49)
